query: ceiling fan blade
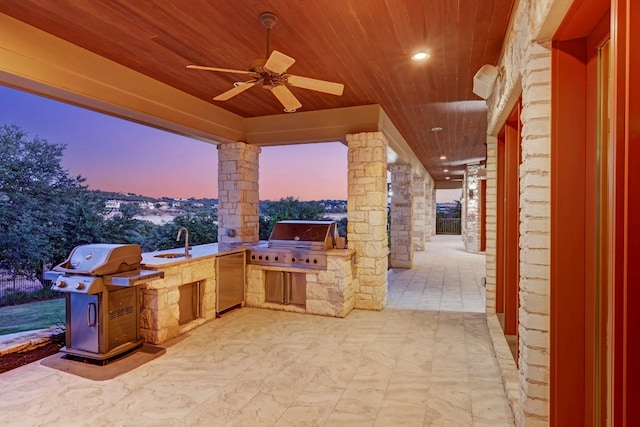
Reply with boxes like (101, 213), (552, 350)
(271, 84), (302, 111)
(264, 50), (296, 74)
(213, 81), (257, 101)
(186, 65), (254, 75)
(285, 75), (345, 96)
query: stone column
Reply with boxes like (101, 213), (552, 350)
(389, 164), (413, 268)
(346, 132), (388, 310)
(412, 174), (426, 251)
(217, 142), (260, 244)
(463, 164), (481, 253)
(425, 179), (434, 241)
(431, 186), (437, 237)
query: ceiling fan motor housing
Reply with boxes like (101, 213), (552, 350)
(260, 12), (278, 29)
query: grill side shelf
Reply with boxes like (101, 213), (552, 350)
(104, 270), (164, 287)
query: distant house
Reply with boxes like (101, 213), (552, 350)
(105, 199), (121, 209)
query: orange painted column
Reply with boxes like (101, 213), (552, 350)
(496, 135), (505, 315)
(611, 0), (640, 424)
(503, 115), (520, 337)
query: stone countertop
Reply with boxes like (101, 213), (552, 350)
(141, 243), (246, 268)
(141, 242), (356, 268)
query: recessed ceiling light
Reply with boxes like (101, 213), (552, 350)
(445, 176), (451, 180)
(431, 127), (443, 132)
(411, 51), (430, 61)
(443, 169), (449, 172)
(439, 155), (447, 160)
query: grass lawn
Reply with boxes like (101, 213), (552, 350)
(0, 299), (65, 335)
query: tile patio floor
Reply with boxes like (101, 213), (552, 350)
(0, 235), (514, 426)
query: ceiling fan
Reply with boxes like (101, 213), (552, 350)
(186, 12), (344, 113)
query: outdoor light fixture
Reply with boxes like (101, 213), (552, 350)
(473, 64), (502, 99)
(411, 51), (430, 61)
(443, 169), (449, 172)
(431, 126), (443, 132)
(439, 155), (447, 160)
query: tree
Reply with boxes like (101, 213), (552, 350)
(259, 197), (325, 238)
(146, 211), (218, 251)
(0, 125), (91, 278)
(101, 203), (155, 248)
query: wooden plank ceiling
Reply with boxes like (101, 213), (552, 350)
(0, 0), (513, 181)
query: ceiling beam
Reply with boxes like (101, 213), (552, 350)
(0, 13), (244, 144)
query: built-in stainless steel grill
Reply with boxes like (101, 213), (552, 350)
(247, 220), (338, 270)
(49, 244), (163, 362)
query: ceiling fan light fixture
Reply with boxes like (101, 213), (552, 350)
(411, 51), (430, 61)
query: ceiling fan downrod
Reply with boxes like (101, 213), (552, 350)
(260, 12), (278, 58)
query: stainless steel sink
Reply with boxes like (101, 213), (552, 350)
(153, 253), (185, 259)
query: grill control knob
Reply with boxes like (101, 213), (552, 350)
(265, 256), (269, 261)
(57, 281), (67, 288)
(274, 256), (279, 261)
(258, 255), (263, 260)
(291, 257), (296, 262)
(313, 259), (318, 264)
(75, 283), (85, 290)
(251, 255), (256, 260)
(305, 258), (310, 263)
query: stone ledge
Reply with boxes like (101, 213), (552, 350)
(0, 326), (64, 356)
(487, 314), (522, 426)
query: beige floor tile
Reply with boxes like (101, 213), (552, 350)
(0, 236), (515, 427)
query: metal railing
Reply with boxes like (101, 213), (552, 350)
(436, 218), (461, 235)
(0, 271), (59, 306)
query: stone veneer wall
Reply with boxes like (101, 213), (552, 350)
(140, 257), (217, 344)
(217, 142), (260, 244)
(485, 0), (554, 425)
(346, 132), (388, 310)
(412, 174), (426, 251)
(389, 164), (413, 268)
(245, 251), (356, 317)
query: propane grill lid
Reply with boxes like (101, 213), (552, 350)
(53, 243), (142, 275)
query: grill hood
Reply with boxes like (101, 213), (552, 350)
(268, 220), (337, 250)
(53, 243), (142, 276)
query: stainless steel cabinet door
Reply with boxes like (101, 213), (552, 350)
(264, 271), (284, 304)
(288, 272), (306, 307)
(217, 252), (245, 313)
(69, 293), (100, 353)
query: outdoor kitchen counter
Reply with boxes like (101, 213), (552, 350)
(245, 248), (357, 318)
(138, 243), (247, 344)
(140, 243), (245, 268)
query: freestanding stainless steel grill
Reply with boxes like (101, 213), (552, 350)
(247, 220), (338, 270)
(50, 244), (163, 362)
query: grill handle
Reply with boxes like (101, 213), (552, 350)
(87, 303), (97, 327)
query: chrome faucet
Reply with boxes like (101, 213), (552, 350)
(176, 227), (191, 258)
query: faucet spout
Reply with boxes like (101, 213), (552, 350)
(176, 227), (191, 258)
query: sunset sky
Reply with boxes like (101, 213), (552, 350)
(1, 85), (460, 202)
